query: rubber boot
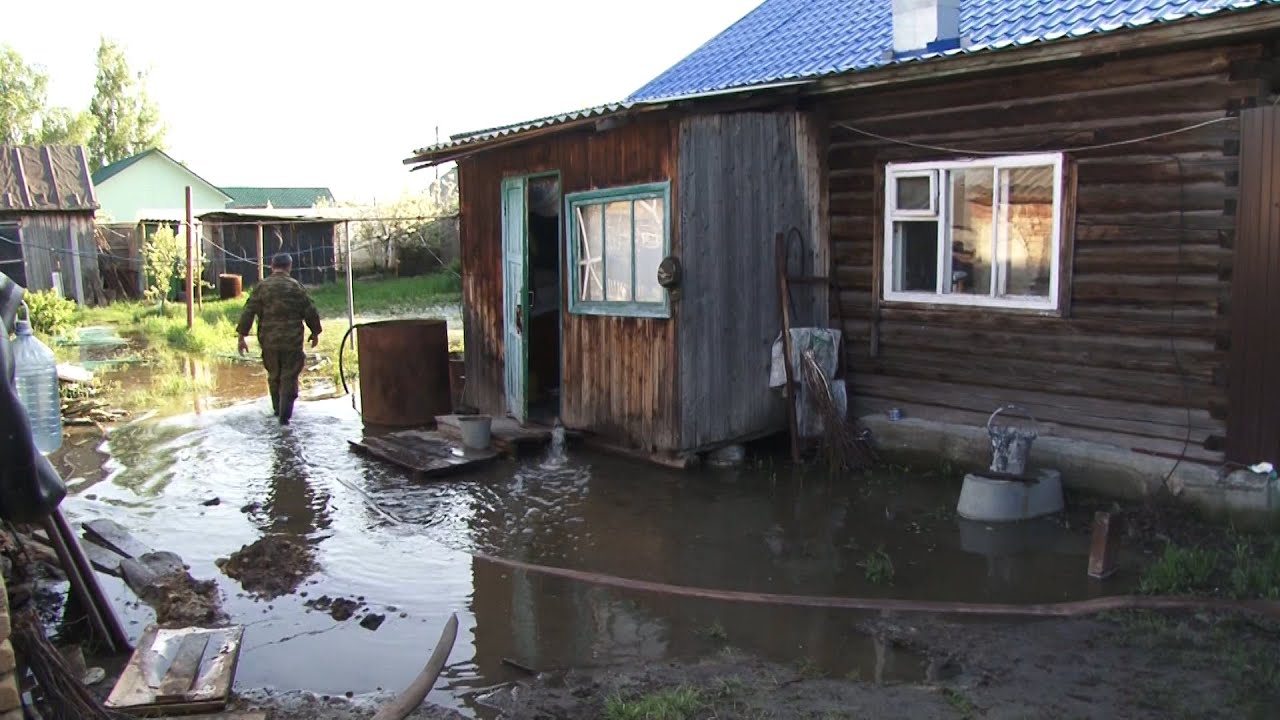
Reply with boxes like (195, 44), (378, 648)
(269, 390), (280, 417)
(278, 393), (295, 425)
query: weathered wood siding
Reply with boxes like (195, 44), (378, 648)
(676, 111), (829, 451)
(823, 42), (1276, 462)
(457, 117), (681, 451)
(4, 212), (98, 300)
(1228, 105), (1280, 464)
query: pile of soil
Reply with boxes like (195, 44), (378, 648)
(218, 535), (317, 599)
(143, 574), (226, 628)
(305, 595), (363, 622)
(476, 611), (1280, 719)
(231, 690), (465, 719)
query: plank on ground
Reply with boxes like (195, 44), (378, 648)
(83, 518), (155, 559)
(349, 429), (499, 478)
(106, 625), (244, 716)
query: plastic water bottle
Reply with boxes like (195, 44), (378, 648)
(12, 308), (62, 454)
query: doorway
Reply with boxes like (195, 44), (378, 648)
(500, 173), (562, 425)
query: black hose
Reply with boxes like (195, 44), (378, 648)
(339, 324), (356, 396)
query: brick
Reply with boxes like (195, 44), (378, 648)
(0, 710), (19, 720)
(0, 611), (11, 644)
(0, 643), (14, 675)
(0, 671), (19, 713)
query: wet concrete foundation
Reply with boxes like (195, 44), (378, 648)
(862, 414), (1280, 527)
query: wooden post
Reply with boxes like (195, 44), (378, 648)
(135, 222), (145, 298)
(68, 224), (84, 305)
(195, 222), (202, 310)
(776, 232), (801, 464)
(1088, 511), (1121, 579)
(344, 220), (355, 334)
(185, 186), (194, 329)
(256, 222), (265, 281)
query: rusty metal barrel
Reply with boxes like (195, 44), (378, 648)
(218, 274), (243, 300)
(356, 319), (452, 427)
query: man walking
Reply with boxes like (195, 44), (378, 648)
(236, 253), (321, 424)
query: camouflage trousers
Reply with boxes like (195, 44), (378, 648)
(262, 347), (306, 424)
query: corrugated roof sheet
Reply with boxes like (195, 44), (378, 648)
(222, 187), (336, 209)
(0, 145), (97, 213)
(408, 103), (636, 160)
(628, 0), (1280, 101)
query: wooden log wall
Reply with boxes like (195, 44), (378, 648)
(822, 41), (1277, 462)
(457, 116), (682, 451)
(14, 213), (99, 302)
(676, 111), (829, 451)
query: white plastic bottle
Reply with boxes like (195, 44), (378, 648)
(12, 308), (63, 454)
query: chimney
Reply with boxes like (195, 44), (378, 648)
(891, 0), (962, 55)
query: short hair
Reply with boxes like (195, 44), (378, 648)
(271, 252), (293, 269)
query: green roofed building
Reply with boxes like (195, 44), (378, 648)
(221, 187), (335, 210)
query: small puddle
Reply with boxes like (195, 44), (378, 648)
(49, 363), (1133, 717)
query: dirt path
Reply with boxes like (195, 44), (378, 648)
(472, 610), (1279, 719)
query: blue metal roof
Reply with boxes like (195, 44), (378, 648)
(628, 0), (1279, 101)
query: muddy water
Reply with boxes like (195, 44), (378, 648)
(49, 366), (1135, 717)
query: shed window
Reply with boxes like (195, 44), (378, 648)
(566, 182), (670, 318)
(884, 153), (1065, 311)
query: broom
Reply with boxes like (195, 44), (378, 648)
(799, 349), (876, 473)
(10, 607), (122, 720)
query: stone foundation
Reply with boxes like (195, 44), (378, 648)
(0, 573), (21, 719)
(863, 414), (1280, 527)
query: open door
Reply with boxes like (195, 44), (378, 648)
(501, 177), (528, 424)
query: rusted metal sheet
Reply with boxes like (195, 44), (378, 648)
(356, 319), (452, 427)
(1227, 105), (1280, 464)
(0, 145), (97, 212)
(457, 115), (682, 451)
(824, 41), (1260, 458)
(675, 111), (829, 451)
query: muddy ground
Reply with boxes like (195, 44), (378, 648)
(469, 611), (1279, 720)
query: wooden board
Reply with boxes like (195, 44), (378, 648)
(106, 625), (244, 716)
(349, 429), (499, 479)
(434, 415), (561, 457)
(84, 518), (155, 559)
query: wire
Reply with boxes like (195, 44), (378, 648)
(1157, 154), (1193, 496)
(834, 116), (1234, 156)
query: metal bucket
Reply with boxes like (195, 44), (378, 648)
(987, 405), (1038, 475)
(458, 414), (492, 450)
(356, 318), (452, 427)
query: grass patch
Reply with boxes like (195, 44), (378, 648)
(309, 273), (460, 317)
(859, 546), (895, 586)
(942, 688), (978, 719)
(1228, 537), (1280, 600)
(604, 687), (704, 720)
(697, 621), (728, 643)
(1139, 544), (1218, 595)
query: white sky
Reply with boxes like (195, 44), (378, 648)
(1, 0), (761, 204)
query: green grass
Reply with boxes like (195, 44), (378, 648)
(859, 546), (895, 586)
(310, 273), (460, 317)
(605, 688), (705, 720)
(1139, 544), (1219, 595)
(942, 688), (978, 719)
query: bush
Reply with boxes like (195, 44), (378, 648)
(23, 289), (76, 336)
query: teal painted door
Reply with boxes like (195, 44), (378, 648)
(501, 177), (528, 424)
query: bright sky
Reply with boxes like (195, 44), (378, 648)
(1, 0), (761, 204)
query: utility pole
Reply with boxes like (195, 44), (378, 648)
(256, 222), (265, 281)
(185, 187), (194, 329)
(434, 126), (440, 181)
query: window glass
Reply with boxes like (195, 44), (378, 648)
(997, 166), (1054, 298)
(576, 204), (604, 301)
(633, 197), (665, 303)
(948, 168), (994, 296)
(895, 175), (933, 211)
(604, 200), (633, 302)
(893, 221), (939, 292)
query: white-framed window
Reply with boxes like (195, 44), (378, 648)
(883, 153), (1065, 311)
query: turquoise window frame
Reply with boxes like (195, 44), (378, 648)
(564, 181), (672, 319)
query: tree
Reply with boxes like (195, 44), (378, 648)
(88, 37), (165, 170)
(143, 226), (181, 311)
(0, 45), (48, 145)
(38, 107), (96, 147)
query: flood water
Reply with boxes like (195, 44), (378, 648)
(48, 357), (1136, 717)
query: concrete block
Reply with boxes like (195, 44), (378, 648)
(0, 642), (15, 675)
(957, 469), (1064, 522)
(0, 671), (20, 712)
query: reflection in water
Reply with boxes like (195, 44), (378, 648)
(54, 390), (1127, 714)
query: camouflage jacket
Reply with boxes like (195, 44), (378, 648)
(236, 273), (322, 351)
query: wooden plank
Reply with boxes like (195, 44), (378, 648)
(107, 625), (244, 715)
(155, 634), (211, 702)
(80, 539), (128, 577)
(349, 429), (498, 478)
(83, 518), (154, 559)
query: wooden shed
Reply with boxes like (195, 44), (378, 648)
(201, 209), (346, 288)
(0, 145), (102, 303)
(408, 0), (1280, 471)
(406, 109), (828, 460)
